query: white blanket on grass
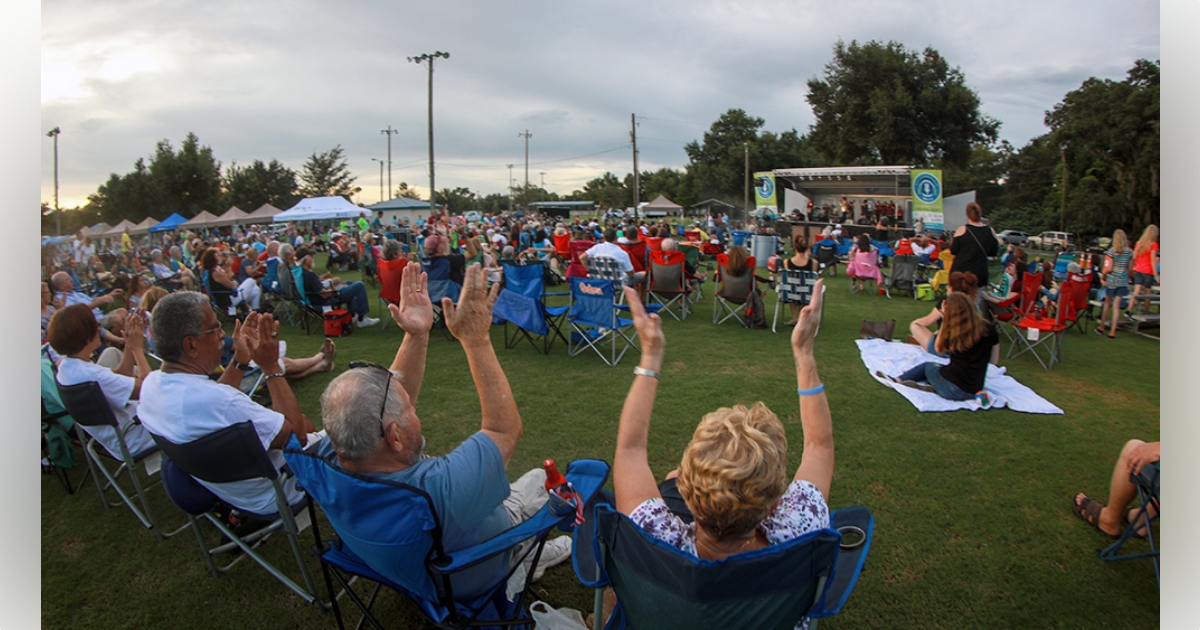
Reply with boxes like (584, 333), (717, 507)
(857, 338), (1063, 414)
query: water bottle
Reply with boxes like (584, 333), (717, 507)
(543, 459), (576, 517)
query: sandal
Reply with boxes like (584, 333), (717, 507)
(1072, 494), (1119, 539)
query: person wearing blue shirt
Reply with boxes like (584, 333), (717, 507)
(314, 264), (571, 598)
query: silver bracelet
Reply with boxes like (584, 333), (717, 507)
(263, 372), (286, 382)
(633, 366), (659, 379)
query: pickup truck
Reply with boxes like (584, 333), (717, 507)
(1026, 231), (1078, 252)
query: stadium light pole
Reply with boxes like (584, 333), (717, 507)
(47, 127), (61, 235)
(407, 51), (449, 218)
(371, 158), (384, 203)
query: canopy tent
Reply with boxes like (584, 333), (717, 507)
(149, 213), (188, 233)
(102, 219), (136, 236)
(80, 222), (112, 238)
(209, 206), (249, 227)
(273, 196), (370, 222)
(182, 210), (220, 228)
(129, 216), (160, 235)
(642, 194), (683, 216)
(246, 203), (282, 221)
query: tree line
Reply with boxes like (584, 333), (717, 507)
(44, 41), (1158, 240)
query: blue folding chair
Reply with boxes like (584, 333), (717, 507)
(568, 277), (638, 366)
(494, 261), (569, 354)
(422, 257), (462, 339)
(573, 503), (874, 630)
(283, 436), (610, 630)
(1099, 462), (1160, 588)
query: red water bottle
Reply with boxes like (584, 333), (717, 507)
(543, 459), (583, 526)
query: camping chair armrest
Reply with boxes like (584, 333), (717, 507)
(545, 291), (570, 298)
(809, 505), (875, 618)
(431, 459), (610, 575)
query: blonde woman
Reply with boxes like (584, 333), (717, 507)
(1096, 229), (1134, 339)
(612, 282), (831, 629)
(1130, 224), (1159, 304)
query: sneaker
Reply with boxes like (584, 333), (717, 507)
(532, 536), (572, 582)
(356, 315), (380, 327)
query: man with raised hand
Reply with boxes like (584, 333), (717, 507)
(316, 263), (571, 599)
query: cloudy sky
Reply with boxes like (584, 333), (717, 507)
(39, 0), (1159, 210)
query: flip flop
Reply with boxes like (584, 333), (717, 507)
(1072, 494), (1119, 539)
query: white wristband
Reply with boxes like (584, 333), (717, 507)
(633, 366), (659, 379)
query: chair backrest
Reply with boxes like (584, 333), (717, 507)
(776, 269), (818, 305)
(422, 256), (452, 282)
(553, 232), (571, 258)
(290, 265), (310, 305)
(649, 257), (685, 293)
(816, 241), (838, 265)
(276, 263), (296, 300)
(501, 261), (547, 300)
(588, 503), (841, 630)
(650, 249), (686, 267)
(41, 358), (72, 424)
(684, 230), (701, 242)
(716, 258), (754, 302)
(378, 257), (409, 304)
(56, 380), (119, 429)
(1019, 271), (1044, 314)
(569, 240), (594, 265)
(148, 421), (279, 484)
(1060, 278), (1090, 324)
(1053, 252), (1075, 280)
(570, 277), (619, 327)
(677, 244), (701, 272)
(422, 257), (462, 304)
(891, 254), (918, 286)
(646, 236), (664, 252)
(938, 249), (954, 267)
(588, 257), (625, 283)
(618, 241), (648, 274)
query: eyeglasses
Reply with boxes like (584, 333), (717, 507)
(349, 361), (392, 437)
(193, 326), (223, 338)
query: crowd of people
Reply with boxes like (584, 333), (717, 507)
(39, 201), (1159, 626)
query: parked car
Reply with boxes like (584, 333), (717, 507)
(997, 229), (1027, 246)
(1026, 231), (1078, 252)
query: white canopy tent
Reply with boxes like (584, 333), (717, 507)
(273, 196), (369, 222)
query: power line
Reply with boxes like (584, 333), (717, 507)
(528, 144), (631, 166)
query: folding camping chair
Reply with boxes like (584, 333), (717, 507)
(568, 277), (639, 366)
(1099, 461), (1159, 588)
(494, 261), (569, 354)
(41, 357), (87, 494)
(713, 253), (758, 327)
(815, 240), (839, 277)
(573, 503), (874, 630)
(677, 243), (705, 302)
(281, 264), (326, 335)
(376, 257), (408, 331)
(422, 257), (462, 338)
(283, 436), (609, 630)
(888, 254), (919, 298)
(56, 381), (187, 541)
(150, 423), (321, 608)
(772, 269), (821, 333)
(566, 240), (595, 279)
(647, 249), (692, 320)
(1006, 277), (1085, 369)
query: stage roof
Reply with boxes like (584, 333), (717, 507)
(773, 166), (913, 198)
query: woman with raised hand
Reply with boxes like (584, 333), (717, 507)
(612, 280), (832, 629)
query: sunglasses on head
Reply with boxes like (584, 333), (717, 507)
(348, 361), (393, 437)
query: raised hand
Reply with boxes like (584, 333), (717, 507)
(389, 263), (433, 334)
(623, 286), (664, 362)
(791, 279), (825, 353)
(442, 263), (499, 346)
(124, 309), (147, 352)
(250, 312), (281, 369)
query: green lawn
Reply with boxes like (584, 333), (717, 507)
(42, 256), (1160, 629)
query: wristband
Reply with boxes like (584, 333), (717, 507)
(797, 383), (825, 396)
(633, 366), (660, 379)
(232, 360), (254, 372)
(263, 372), (286, 382)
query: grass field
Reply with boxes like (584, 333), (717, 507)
(41, 255), (1160, 629)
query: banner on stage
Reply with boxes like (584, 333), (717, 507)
(754, 172), (777, 214)
(911, 169), (943, 231)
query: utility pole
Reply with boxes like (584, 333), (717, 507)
(743, 142), (750, 226)
(631, 114), (639, 219)
(47, 127), (61, 235)
(371, 158), (384, 203)
(518, 129), (532, 211)
(1060, 147), (1068, 232)
(506, 164), (515, 211)
(407, 51), (449, 217)
(381, 125), (397, 197)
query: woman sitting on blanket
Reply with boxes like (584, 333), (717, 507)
(881, 292), (998, 401)
(608, 282), (832, 630)
(845, 233), (883, 294)
(907, 271), (979, 358)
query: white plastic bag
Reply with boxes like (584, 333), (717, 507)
(530, 601), (589, 630)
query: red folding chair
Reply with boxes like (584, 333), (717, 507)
(1006, 277), (1084, 369)
(376, 257), (408, 330)
(647, 250), (691, 320)
(566, 240), (593, 279)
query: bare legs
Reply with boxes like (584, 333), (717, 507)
(1073, 439), (1157, 536)
(282, 338), (335, 380)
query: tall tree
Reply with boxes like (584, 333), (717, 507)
(683, 109), (764, 201)
(806, 40), (999, 168)
(148, 133), (223, 217)
(577, 172), (630, 209)
(88, 158), (167, 223)
(393, 182), (424, 200)
(298, 145), (357, 199)
(1045, 59), (1159, 234)
(221, 159), (299, 210)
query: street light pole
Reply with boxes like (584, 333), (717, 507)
(518, 130), (532, 211)
(371, 158), (384, 203)
(381, 125), (397, 197)
(407, 51), (449, 218)
(47, 127), (61, 235)
(506, 164), (514, 211)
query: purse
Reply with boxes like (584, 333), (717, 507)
(859, 302), (896, 341)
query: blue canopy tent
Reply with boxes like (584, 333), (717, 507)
(150, 212), (188, 233)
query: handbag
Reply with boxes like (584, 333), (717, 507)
(859, 302), (896, 341)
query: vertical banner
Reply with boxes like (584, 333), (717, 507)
(754, 172), (777, 216)
(911, 169), (944, 231)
